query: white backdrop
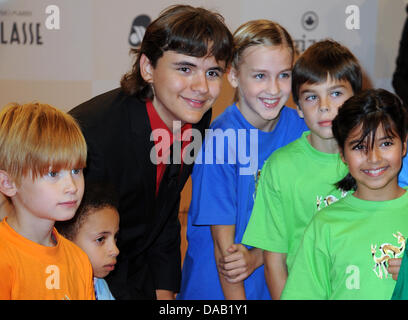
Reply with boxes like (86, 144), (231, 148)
(0, 0), (407, 112)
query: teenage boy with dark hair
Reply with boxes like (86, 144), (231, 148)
(69, 4), (233, 300)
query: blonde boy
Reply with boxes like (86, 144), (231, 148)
(0, 103), (95, 300)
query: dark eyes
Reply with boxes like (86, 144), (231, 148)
(352, 144), (365, 151)
(96, 236), (105, 244)
(352, 141), (394, 151)
(177, 67), (221, 79)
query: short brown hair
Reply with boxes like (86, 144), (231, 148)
(120, 4), (234, 100)
(292, 39), (362, 106)
(0, 103), (87, 184)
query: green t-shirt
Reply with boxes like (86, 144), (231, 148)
(242, 131), (348, 270)
(281, 191), (408, 300)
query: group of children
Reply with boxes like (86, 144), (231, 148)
(0, 4), (407, 300)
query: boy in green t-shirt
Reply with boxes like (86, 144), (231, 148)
(241, 39), (363, 299)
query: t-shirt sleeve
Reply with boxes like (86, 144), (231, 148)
(191, 129), (237, 226)
(242, 155), (288, 252)
(281, 218), (332, 300)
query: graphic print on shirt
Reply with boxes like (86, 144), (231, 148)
(253, 169), (262, 201)
(316, 189), (348, 211)
(371, 232), (406, 279)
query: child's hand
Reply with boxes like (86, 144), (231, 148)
(388, 258), (402, 280)
(217, 244), (256, 283)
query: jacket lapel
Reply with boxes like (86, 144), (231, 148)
(128, 97), (156, 212)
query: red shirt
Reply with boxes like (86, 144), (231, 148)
(146, 100), (192, 196)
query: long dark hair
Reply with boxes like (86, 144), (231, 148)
(332, 88), (408, 191)
(120, 5), (233, 100)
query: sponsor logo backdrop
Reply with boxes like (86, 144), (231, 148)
(0, 0), (406, 112)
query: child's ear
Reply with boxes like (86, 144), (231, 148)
(227, 67), (239, 88)
(139, 53), (154, 84)
(339, 149), (347, 165)
(402, 138), (407, 157)
(296, 104), (304, 119)
(0, 170), (17, 197)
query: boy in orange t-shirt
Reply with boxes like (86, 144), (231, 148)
(0, 103), (95, 300)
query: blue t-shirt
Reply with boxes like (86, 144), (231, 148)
(177, 104), (308, 300)
(398, 154), (408, 187)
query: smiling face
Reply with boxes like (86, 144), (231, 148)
(297, 77), (354, 152)
(73, 206), (120, 278)
(140, 50), (226, 130)
(341, 124), (407, 201)
(228, 45), (292, 132)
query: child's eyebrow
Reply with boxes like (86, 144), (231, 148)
(300, 83), (349, 94)
(250, 67), (292, 73)
(348, 135), (394, 146)
(173, 61), (197, 67)
(299, 88), (316, 95)
(279, 68), (292, 73)
(378, 135), (394, 141)
(173, 61), (225, 73)
(250, 68), (267, 73)
(328, 84), (347, 90)
(348, 139), (362, 146)
(96, 231), (112, 236)
(208, 66), (225, 72)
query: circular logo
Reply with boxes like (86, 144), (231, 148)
(301, 11), (318, 31)
(129, 15), (151, 47)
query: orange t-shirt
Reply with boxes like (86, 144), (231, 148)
(0, 218), (95, 300)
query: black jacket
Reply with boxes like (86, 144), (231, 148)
(69, 88), (212, 299)
(393, 4), (408, 108)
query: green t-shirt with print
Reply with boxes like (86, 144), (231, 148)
(281, 191), (408, 300)
(242, 131), (348, 270)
